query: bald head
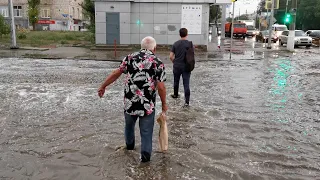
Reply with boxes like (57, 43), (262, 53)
(141, 36), (157, 52)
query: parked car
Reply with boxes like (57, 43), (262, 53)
(279, 30), (312, 47)
(256, 30), (278, 43)
(307, 30), (320, 39)
(246, 25), (257, 37)
(305, 30), (319, 36)
(308, 30), (320, 46)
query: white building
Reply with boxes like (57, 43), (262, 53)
(95, 0), (213, 46)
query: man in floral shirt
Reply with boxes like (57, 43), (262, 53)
(98, 36), (167, 162)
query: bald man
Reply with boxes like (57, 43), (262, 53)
(98, 36), (167, 162)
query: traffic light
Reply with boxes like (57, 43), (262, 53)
(284, 14), (292, 24)
(231, 0), (237, 2)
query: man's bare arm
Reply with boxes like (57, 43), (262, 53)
(98, 69), (122, 98)
(169, 52), (175, 62)
(157, 82), (168, 112)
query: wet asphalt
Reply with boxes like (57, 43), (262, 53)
(0, 38), (320, 179)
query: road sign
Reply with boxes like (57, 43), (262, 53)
(265, 0), (279, 10)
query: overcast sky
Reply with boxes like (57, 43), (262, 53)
(226, 0), (260, 17)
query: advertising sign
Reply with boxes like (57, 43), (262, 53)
(37, 20), (55, 24)
(181, 5), (202, 35)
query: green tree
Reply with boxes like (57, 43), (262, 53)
(296, 0), (320, 30)
(0, 14), (10, 38)
(80, 0), (95, 32)
(28, 0), (40, 30)
(257, 0), (320, 30)
(209, 5), (222, 23)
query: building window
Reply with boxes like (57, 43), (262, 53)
(41, 9), (50, 18)
(1, 9), (8, 17)
(77, 8), (80, 19)
(72, 7), (75, 18)
(13, 6), (22, 17)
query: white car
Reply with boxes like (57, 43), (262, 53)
(279, 30), (312, 48)
(272, 24), (288, 40)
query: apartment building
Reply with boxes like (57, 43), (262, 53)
(0, 0), (29, 29)
(0, 0), (85, 31)
(37, 0), (85, 31)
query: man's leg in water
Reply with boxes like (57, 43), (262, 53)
(182, 71), (191, 105)
(139, 111), (155, 162)
(124, 113), (138, 150)
(173, 67), (182, 98)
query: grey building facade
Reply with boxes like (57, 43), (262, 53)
(0, 0), (29, 29)
(95, 0), (212, 46)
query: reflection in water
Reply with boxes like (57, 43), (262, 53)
(268, 59), (293, 117)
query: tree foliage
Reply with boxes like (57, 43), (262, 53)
(80, 0), (95, 31)
(209, 5), (222, 23)
(296, 0), (320, 30)
(0, 14), (10, 38)
(28, 0), (40, 30)
(257, 0), (320, 30)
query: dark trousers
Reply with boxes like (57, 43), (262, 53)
(173, 67), (191, 104)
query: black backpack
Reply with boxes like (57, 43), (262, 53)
(185, 41), (195, 72)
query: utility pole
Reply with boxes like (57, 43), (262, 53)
(230, 1), (235, 60)
(221, 4), (227, 39)
(287, 0), (297, 51)
(8, 0), (18, 49)
(285, 0), (289, 14)
(267, 0), (275, 49)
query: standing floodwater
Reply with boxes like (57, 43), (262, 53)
(0, 51), (319, 179)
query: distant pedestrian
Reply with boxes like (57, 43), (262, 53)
(98, 36), (168, 163)
(169, 28), (194, 107)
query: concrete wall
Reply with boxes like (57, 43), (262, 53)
(95, 1), (209, 45)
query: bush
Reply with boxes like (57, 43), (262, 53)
(18, 33), (27, 39)
(0, 14), (10, 38)
(84, 32), (95, 44)
(60, 40), (68, 44)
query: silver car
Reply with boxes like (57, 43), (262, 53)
(279, 30), (312, 47)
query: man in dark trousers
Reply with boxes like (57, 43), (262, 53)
(169, 28), (194, 107)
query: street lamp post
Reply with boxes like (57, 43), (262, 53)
(285, 0), (289, 14)
(230, 1), (235, 60)
(8, 0), (18, 49)
(287, 0), (297, 51)
(267, 0), (275, 49)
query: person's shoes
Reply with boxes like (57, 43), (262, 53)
(115, 144), (135, 151)
(126, 143), (135, 150)
(183, 103), (190, 108)
(170, 94), (180, 99)
(141, 151), (151, 163)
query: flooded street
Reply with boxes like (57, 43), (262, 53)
(0, 40), (320, 179)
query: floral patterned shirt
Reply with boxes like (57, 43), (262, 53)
(118, 49), (166, 116)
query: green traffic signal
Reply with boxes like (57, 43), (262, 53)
(284, 14), (291, 24)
